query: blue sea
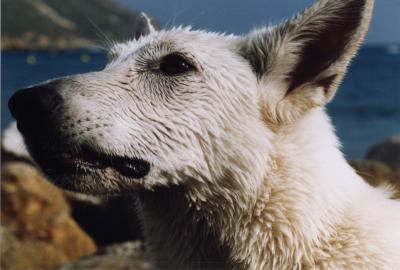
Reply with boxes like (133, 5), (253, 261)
(1, 47), (400, 160)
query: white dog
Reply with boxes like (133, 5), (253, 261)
(8, 0), (400, 269)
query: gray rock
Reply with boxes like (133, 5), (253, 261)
(55, 241), (150, 270)
(366, 134), (400, 170)
(349, 160), (400, 199)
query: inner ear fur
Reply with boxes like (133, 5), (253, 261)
(239, 0), (374, 124)
(285, 0), (373, 95)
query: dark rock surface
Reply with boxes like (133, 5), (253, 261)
(349, 160), (400, 199)
(66, 193), (142, 246)
(366, 134), (400, 171)
(55, 241), (150, 270)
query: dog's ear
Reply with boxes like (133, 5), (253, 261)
(238, 0), (373, 124)
(134, 12), (160, 39)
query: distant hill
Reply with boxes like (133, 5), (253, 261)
(2, 0), (158, 50)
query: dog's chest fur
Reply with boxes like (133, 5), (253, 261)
(137, 110), (399, 270)
(138, 177), (395, 270)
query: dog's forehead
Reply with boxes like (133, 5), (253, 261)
(111, 27), (238, 62)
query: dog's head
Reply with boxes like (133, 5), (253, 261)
(9, 0), (373, 195)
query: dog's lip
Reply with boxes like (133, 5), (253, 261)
(36, 146), (150, 179)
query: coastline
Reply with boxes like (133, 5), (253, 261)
(1, 36), (103, 51)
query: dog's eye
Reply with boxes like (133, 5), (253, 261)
(159, 54), (195, 76)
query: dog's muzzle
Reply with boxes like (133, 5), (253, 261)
(8, 79), (151, 181)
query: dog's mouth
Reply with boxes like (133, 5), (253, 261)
(34, 145), (151, 180)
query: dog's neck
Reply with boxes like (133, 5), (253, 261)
(137, 185), (233, 269)
(137, 109), (364, 269)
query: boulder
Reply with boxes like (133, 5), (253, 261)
(366, 134), (400, 170)
(1, 162), (97, 270)
(55, 241), (150, 270)
(350, 160), (400, 199)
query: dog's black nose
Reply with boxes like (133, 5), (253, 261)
(8, 81), (63, 136)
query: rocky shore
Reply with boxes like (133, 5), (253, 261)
(2, 0), (159, 50)
(1, 163), (96, 270)
(1, 135), (399, 269)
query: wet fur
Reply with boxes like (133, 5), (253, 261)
(9, 0), (400, 269)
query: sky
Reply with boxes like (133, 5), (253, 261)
(118, 0), (400, 45)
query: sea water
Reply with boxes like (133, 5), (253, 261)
(1, 46), (399, 159)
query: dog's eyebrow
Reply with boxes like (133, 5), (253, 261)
(139, 40), (176, 59)
(107, 40), (176, 66)
(132, 41), (174, 70)
(134, 41), (202, 72)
